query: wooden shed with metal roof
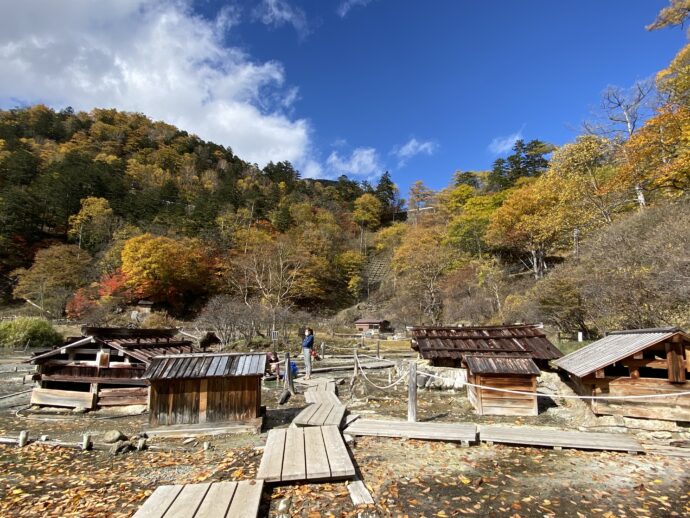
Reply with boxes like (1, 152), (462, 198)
(144, 352), (266, 426)
(554, 328), (690, 422)
(28, 327), (194, 410)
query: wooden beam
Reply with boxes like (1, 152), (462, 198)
(199, 379), (208, 424)
(408, 362), (417, 423)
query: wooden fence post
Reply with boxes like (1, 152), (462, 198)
(284, 352), (295, 394)
(408, 362), (417, 423)
(81, 433), (92, 451)
(376, 340), (380, 359)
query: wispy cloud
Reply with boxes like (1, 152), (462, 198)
(391, 137), (437, 167)
(326, 147), (382, 178)
(254, 0), (309, 39)
(336, 0), (374, 18)
(488, 127), (524, 154)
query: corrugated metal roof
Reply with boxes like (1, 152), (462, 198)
(144, 352), (267, 380)
(465, 355), (541, 375)
(100, 338), (195, 363)
(410, 325), (562, 361)
(553, 328), (689, 378)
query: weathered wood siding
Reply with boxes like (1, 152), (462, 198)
(575, 376), (690, 422)
(149, 376), (261, 426)
(469, 374), (537, 416)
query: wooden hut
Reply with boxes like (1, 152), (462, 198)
(410, 324), (562, 369)
(354, 318), (392, 334)
(28, 327), (194, 410)
(144, 352), (266, 426)
(554, 328), (690, 422)
(464, 355), (540, 416)
(410, 324), (562, 416)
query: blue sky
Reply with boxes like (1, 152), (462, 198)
(0, 1), (686, 195)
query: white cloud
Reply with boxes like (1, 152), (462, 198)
(0, 0), (312, 168)
(392, 137), (437, 167)
(488, 128), (524, 154)
(326, 147), (382, 178)
(253, 0), (309, 39)
(336, 0), (374, 18)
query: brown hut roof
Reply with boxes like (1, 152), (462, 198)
(554, 327), (689, 378)
(410, 324), (562, 362)
(28, 327), (194, 364)
(144, 352), (266, 381)
(464, 355), (541, 375)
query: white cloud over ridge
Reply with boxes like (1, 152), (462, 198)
(488, 128), (524, 154)
(254, 0), (309, 39)
(0, 0), (311, 168)
(326, 147), (382, 178)
(392, 137), (437, 167)
(337, 0), (374, 18)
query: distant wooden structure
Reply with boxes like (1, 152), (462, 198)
(144, 352), (265, 426)
(464, 355), (540, 416)
(554, 328), (690, 422)
(354, 318), (392, 334)
(28, 327), (194, 409)
(410, 324), (562, 416)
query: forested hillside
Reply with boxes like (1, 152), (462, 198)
(1, 4), (689, 338)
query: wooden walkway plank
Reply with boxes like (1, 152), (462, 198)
(164, 483), (210, 518)
(193, 482), (237, 518)
(347, 479), (374, 505)
(257, 428), (287, 482)
(345, 419), (477, 443)
(293, 403), (320, 426)
(478, 425), (643, 452)
(281, 427), (307, 482)
(133, 485), (184, 518)
(304, 426), (332, 479)
(324, 405), (346, 427)
(321, 425), (356, 478)
(226, 480), (264, 518)
(310, 402), (336, 425)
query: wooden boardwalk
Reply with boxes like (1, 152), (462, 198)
(257, 425), (356, 483)
(293, 402), (346, 427)
(478, 425), (644, 453)
(303, 377), (344, 405)
(345, 419), (478, 443)
(133, 480), (263, 518)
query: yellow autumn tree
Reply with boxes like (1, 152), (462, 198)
(121, 233), (213, 307)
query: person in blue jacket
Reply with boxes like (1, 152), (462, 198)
(302, 327), (314, 380)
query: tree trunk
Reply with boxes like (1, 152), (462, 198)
(634, 183), (646, 209)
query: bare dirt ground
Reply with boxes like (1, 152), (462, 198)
(1, 350), (689, 517)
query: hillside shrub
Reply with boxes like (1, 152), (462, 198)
(0, 317), (63, 349)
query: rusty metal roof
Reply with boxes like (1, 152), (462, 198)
(464, 355), (540, 376)
(144, 352), (267, 381)
(410, 324), (562, 361)
(554, 328), (689, 378)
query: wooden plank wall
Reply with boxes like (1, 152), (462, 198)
(473, 375), (537, 416)
(149, 376), (261, 426)
(588, 378), (690, 422)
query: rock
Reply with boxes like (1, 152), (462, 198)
(203, 441), (211, 451)
(39, 435), (49, 442)
(276, 496), (291, 517)
(651, 431), (673, 440)
(72, 406), (87, 415)
(343, 433), (355, 446)
(136, 438), (147, 451)
(183, 437), (196, 445)
(103, 430), (127, 444)
(416, 373), (429, 388)
(110, 440), (133, 455)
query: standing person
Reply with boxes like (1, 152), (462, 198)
(302, 327), (314, 380)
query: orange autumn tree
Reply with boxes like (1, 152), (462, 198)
(121, 233), (214, 308)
